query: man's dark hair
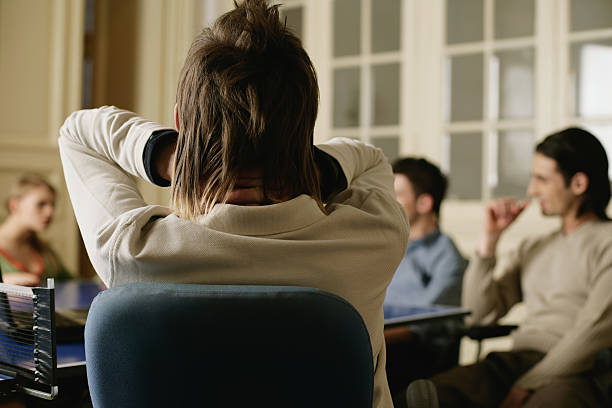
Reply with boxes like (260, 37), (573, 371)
(536, 127), (611, 220)
(173, 0), (320, 218)
(392, 158), (448, 217)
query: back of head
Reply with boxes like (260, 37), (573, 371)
(536, 127), (611, 220)
(392, 158), (448, 217)
(173, 0), (320, 219)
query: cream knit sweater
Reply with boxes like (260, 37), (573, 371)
(463, 220), (612, 389)
(59, 106), (409, 408)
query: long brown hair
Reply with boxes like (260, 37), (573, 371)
(172, 0), (321, 220)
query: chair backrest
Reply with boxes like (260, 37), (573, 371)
(85, 283), (374, 408)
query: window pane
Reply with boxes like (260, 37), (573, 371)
(570, 40), (612, 118)
(333, 67), (361, 127)
(494, 48), (534, 120)
(448, 132), (483, 199)
(372, 63), (400, 126)
(494, 0), (534, 39)
(334, 0), (361, 57)
(448, 53), (484, 122)
(372, 136), (400, 163)
(582, 124), (612, 179)
(571, 0), (612, 32)
(492, 129), (533, 198)
(282, 7), (303, 40)
(372, 0), (401, 53)
(446, 0), (484, 45)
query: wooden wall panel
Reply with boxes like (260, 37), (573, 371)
(0, 1), (52, 143)
(0, 0), (84, 274)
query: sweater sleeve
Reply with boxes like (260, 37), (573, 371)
(58, 106), (173, 284)
(316, 137), (409, 251)
(142, 129), (179, 187)
(315, 137), (396, 200)
(462, 245), (524, 326)
(516, 248), (612, 389)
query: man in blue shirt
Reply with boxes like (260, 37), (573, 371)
(384, 158), (467, 403)
(385, 158), (466, 308)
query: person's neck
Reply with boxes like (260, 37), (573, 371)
(0, 217), (34, 245)
(408, 214), (438, 241)
(561, 210), (598, 235)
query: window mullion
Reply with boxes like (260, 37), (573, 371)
(557, 0), (570, 129)
(482, 0), (494, 201)
(360, 0), (372, 143)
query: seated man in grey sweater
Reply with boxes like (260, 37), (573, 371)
(405, 127), (612, 408)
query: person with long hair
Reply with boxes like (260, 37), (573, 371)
(0, 175), (70, 286)
(405, 127), (612, 408)
(58, 1), (409, 406)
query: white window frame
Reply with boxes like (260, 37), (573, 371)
(558, 0), (612, 146)
(442, 0), (541, 200)
(329, 0), (404, 143)
(263, 0), (612, 199)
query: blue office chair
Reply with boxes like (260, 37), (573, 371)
(85, 283), (374, 408)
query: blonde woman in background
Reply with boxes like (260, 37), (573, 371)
(0, 175), (70, 286)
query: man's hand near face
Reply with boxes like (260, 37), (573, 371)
(478, 198), (530, 257)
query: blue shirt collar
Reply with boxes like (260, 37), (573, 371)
(405, 227), (441, 253)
